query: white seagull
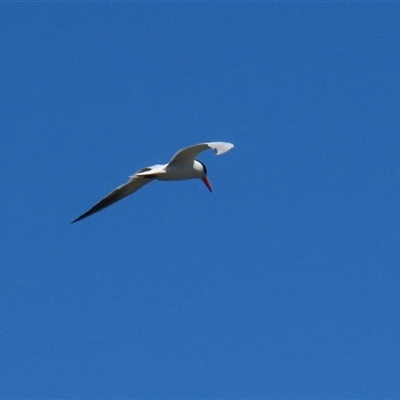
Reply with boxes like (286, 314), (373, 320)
(71, 141), (234, 223)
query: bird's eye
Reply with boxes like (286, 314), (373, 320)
(198, 160), (207, 175)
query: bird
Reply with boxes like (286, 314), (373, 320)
(71, 141), (234, 223)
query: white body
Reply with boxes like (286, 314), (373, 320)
(138, 160), (205, 181)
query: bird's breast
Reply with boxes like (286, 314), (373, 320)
(159, 163), (202, 181)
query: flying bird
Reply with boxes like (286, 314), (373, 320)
(71, 141), (234, 223)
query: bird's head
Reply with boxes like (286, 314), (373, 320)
(197, 160), (212, 193)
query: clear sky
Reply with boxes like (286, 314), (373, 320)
(1, 2), (400, 398)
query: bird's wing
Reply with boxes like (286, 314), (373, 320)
(168, 142), (234, 165)
(71, 175), (153, 223)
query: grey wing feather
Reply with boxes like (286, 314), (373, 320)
(168, 142), (234, 165)
(71, 176), (152, 223)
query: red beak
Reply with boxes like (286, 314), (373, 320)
(202, 176), (213, 193)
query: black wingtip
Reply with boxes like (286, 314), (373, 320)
(71, 215), (84, 224)
(70, 206), (101, 224)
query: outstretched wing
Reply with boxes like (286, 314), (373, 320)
(168, 142), (234, 166)
(71, 175), (153, 223)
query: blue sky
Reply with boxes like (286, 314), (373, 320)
(1, 2), (400, 398)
